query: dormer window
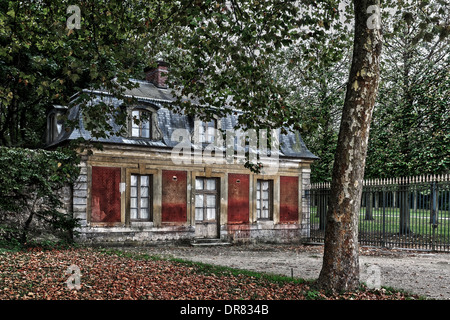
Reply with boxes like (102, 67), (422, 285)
(48, 114), (57, 143)
(46, 105), (67, 144)
(199, 119), (217, 144)
(131, 109), (151, 138)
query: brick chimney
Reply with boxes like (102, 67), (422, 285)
(145, 61), (168, 88)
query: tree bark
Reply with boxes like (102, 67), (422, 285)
(317, 0), (382, 292)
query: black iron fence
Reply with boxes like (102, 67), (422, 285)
(308, 175), (450, 252)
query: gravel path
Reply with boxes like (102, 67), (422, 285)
(122, 243), (450, 300)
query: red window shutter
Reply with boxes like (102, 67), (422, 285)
(161, 170), (187, 222)
(227, 174), (250, 223)
(280, 176), (299, 222)
(91, 166), (121, 223)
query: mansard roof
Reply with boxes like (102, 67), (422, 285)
(47, 79), (318, 160)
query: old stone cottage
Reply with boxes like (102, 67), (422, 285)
(46, 62), (317, 245)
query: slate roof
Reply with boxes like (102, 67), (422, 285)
(47, 80), (318, 160)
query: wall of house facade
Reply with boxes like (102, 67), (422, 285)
(70, 144), (312, 246)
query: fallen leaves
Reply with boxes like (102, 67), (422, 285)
(0, 247), (419, 300)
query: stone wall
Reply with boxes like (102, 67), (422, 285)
(70, 145), (314, 246)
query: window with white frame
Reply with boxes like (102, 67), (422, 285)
(131, 109), (151, 138)
(130, 174), (152, 221)
(256, 179), (273, 220)
(198, 119), (217, 144)
(195, 177), (218, 221)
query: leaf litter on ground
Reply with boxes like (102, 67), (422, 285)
(0, 247), (421, 300)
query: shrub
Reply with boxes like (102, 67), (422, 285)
(0, 147), (80, 245)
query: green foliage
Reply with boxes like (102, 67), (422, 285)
(365, 0), (449, 178)
(305, 290), (324, 300)
(366, 69), (450, 178)
(281, 49), (350, 183)
(283, 0), (449, 182)
(0, 0), (321, 148)
(158, 0), (303, 132)
(0, 0), (159, 146)
(0, 146), (80, 244)
(0, 0), (447, 180)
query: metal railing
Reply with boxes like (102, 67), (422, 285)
(308, 175), (450, 252)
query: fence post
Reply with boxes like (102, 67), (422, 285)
(374, 191), (379, 210)
(382, 187), (386, 247)
(431, 181), (438, 251)
(399, 177), (411, 235)
(430, 181), (438, 225)
(393, 191), (397, 208)
(318, 188), (328, 231)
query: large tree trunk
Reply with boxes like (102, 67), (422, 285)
(317, 0), (382, 292)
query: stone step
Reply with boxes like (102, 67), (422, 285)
(191, 238), (232, 247)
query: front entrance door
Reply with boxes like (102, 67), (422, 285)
(194, 177), (219, 238)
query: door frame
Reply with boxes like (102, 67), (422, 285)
(192, 174), (221, 239)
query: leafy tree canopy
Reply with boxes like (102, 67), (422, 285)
(0, 0), (348, 146)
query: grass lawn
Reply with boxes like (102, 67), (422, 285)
(311, 206), (450, 240)
(0, 245), (422, 301)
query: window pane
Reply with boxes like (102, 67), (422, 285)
(206, 178), (216, 190)
(131, 110), (140, 137)
(141, 198), (148, 209)
(206, 195), (216, 207)
(195, 194), (204, 208)
(198, 123), (205, 143)
(207, 126), (215, 143)
(257, 180), (261, 191)
(198, 123), (205, 134)
(262, 209), (269, 219)
(257, 208), (261, 218)
(131, 186), (137, 197)
(206, 208), (216, 220)
(195, 208), (203, 220)
(130, 198), (137, 208)
(141, 128), (150, 138)
(140, 208), (149, 220)
(130, 208), (138, 220)
(141, 175), (149, 186)
(132, 127), (140, 137)
(141, 120), (150, 138)
(131, 175), (138, 187)
(140, 186), (148, 197)
(195, 178), (204, 190)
